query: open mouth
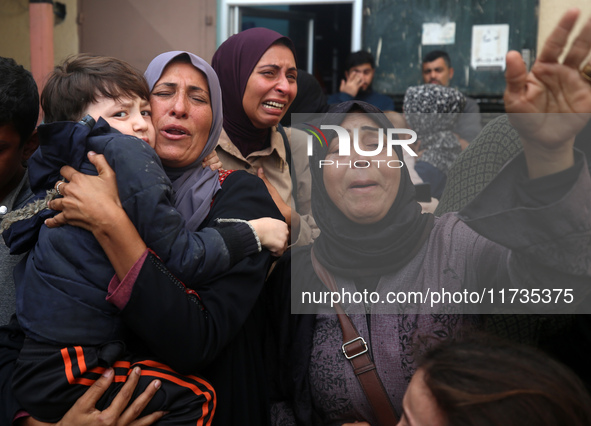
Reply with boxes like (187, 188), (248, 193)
(162, 125), (189, 137)
(165, 128), (187, 135)
(262, 101), (285, 110)
(350, 182), (377, 189)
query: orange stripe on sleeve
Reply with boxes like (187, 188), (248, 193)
(134, 368), (216, 425)
(133, 359), (216, 424)
(59, 353), (215, 423)
(60, 347), (75, 384)
(135, 360), (216, 395)
(60, 346), (107, 386)
(89, 366), (107, 375)
(113, 360), (132, 369)
(74, 346), (87, 375)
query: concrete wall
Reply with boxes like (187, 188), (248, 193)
(79, 0), (217, 73)
(54, 0), (79, 64)
(0, 0), (78, 70)
(0, 0), (217, 75)
(0, 0), (31, 67)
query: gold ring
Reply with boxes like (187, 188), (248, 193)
(55, 181), (65, 196)
(581, 63), (591, 83)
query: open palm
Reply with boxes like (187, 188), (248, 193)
(505, 8), (591, 150)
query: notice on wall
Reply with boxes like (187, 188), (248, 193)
(471, 24), (509, 70)
(422, 22), (456, 45)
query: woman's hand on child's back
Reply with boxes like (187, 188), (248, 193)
(45, 152), (122, 232)
(16, 367), (164, 426)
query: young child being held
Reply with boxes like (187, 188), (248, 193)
(2, 53), (287, 424)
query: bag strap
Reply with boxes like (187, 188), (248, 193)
(276, 124), (299, 212)
(310, 248), (399, 425)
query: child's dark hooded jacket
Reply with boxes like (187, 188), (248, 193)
(4, 117), (257, 345)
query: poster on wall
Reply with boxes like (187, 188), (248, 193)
(422, 22), (456, 45)
(471, 24), (509, 70)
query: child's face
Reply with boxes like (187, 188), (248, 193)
(84, 95), (155, 147)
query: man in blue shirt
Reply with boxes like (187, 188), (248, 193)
(328, 51), (395, 111)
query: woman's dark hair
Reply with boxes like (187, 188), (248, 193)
(419, 335), (591, 426)
(41, 53), (150, 123)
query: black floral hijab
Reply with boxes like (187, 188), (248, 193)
(403, 84), (466, 173)
(309, 101), (434, 277)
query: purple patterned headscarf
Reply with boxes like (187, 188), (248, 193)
(211, 28), (297, 157)
(144, 51), (223, 231)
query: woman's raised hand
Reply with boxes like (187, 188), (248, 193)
(504, 8), (591, 176)
(505, 8), (591, 118)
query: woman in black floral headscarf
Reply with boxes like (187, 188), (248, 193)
(403, 84), (466, 199)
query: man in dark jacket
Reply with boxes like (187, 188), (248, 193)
(328, 51), (395, 111)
